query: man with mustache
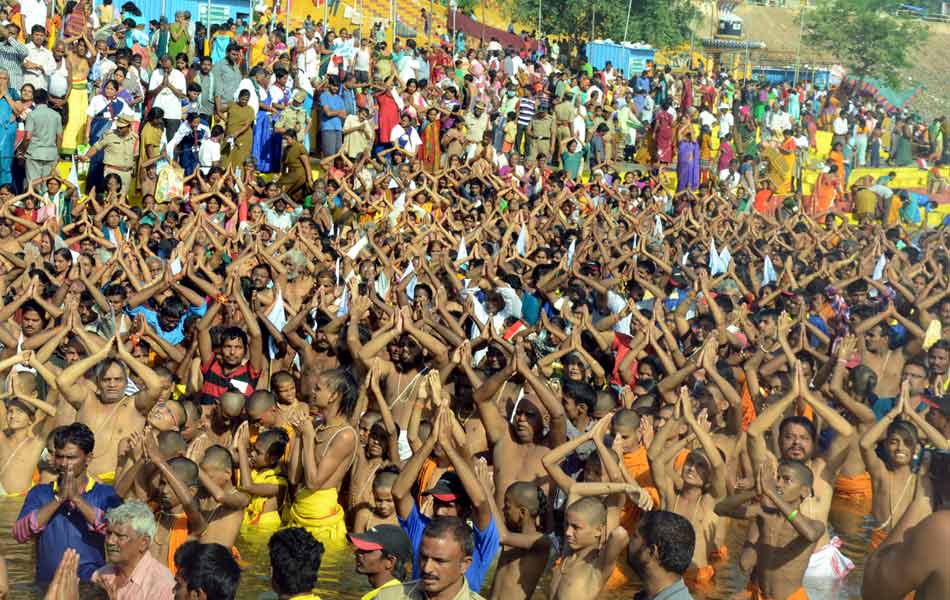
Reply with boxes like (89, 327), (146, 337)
(92, 500), (176, 599)
(377, 516), (485, 600)
(13, 423), (122, 584)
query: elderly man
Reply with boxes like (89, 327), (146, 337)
(13, 423), (122, 584)
(377, 517), (485, 600)
(92, 501), (176, 599)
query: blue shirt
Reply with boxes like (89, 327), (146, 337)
(399, 503), (500, 592)
(14, 479), (122, 583)
(319, 91), (345, 131)
(872, 395), (932, 420)
(126, 302), (207, 345)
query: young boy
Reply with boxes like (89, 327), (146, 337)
(550, 495), (629, 600)
(486, 481), (552, 600)
(237, 426), (289, 533)
(715, 460), (825, 600)
(196, 444), (249, 550)
(147, 438), (207, 573)
(860, 384), (947, 550)
(354, 467), (400, 532)
(199, 125), (224, 175)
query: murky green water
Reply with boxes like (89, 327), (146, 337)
(0, 496), (872, 599)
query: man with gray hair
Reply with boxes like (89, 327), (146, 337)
(92, 500), (176, 599)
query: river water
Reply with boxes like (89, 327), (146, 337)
(0, 496), (873, 599)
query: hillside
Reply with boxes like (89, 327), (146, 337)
(707, 6), (950, 118)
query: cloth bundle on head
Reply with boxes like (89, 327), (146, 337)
(708, 239), (731, 276)
(516, 223), (528, 257)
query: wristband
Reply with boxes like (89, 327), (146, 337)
(786, 509), (799, 522)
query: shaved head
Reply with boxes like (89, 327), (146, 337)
(506, 482), (545, 517)
(157, 430), (187, 458)
(246, 390), (276, 416)
(168, 457), (199, 487)
(219, 392), (246, 417)
(201, 444), (234, 471)
(612, 409), (641, 430)
(779, 458), (814, 488)
(567, 497), (606, 526)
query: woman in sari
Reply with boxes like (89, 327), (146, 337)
(63, 37), (91, 155)
(676, 130), (700, 192)
(226, 89), (255, 171)
(84, 79), (133, 193)
(654, 102), (674, 164)
(0, 70), (20, 186)
(241, 67), (277, 173)
(808, 163), (842, 222)
(417, 107), (441, 172)
(266, 68), (291, 173)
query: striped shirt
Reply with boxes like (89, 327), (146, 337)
(200, 357), (258, 405)
(517, 97), (536, 126)
(0, 38), (28, 91)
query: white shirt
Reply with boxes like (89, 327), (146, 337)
(85, 95), (134, 131)
(148, 68), (187, 120)
(355, 47), (371, 71)
(24, 42), (56, 91)
(390, 123), (422, 154)
(48, 57), (69, 97)
(235, 79), (267, 114)
(167, 122), (212, 158)
(718, 111), (734, 137)
(20, 0), (47, 35)
(397, 54), (419, 85)
(198, 138), (221, 173)
(698, 110), (716, 128)
(833, 116), (849, 135)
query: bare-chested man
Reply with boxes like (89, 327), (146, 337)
(56, 334), (164, 483)
(472, 340), (567, 512)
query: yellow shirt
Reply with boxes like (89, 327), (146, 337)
(360, 578), (402, 600)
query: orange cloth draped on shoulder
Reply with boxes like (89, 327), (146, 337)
(869, 526), (889, 551)
(738, 373), (758, 432)
(748, 581), (810, 600)
(164, 513), (191, 574)
(609, 446), (660, 590)
(834, 472), (873, 503)
(674, 448), (690, 472)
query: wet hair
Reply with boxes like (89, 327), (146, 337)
(373, 466), (399, 490)
(52, 422), (95, 455)
(258, 428), (290, 461)
(563, 380), (596, 414)
(320, 368), (358, 418)
(157, 430), (186, 458)
(633, 510), (696, 575)
(174, 541), (241, 600)
(885, 418), (919, 451)
(423, 517), (474, 557)
(779, 416), (817, 443)
(268, 527), (325, 594)
(505, 481), (547, 519)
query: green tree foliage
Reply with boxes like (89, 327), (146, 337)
(509, 0), (697, 53)
(803, 0), (928, 88)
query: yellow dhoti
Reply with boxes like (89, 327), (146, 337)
(63, 81), (89, 155)
(286, 487), (347, 545)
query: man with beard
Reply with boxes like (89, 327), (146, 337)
(14, 423), (122, 584)
(357, 306), (450, 460)
(284, 303), (342, 404)
(471, 339), (567, 517)
(56, 335), (166, 484)
(211, 43), (243, 122)
(377, 516), (485, 600)
(349, 524), (414, 599)
(745, 362), (856, 593)
(92, 500), (176, 599)
(194, 56), (214, 126)
(626, 510), (696, 600)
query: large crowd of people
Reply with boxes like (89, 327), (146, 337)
(0, 1), (947, 600)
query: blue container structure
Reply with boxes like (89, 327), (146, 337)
(131, 0), (253, 26)
(585, 40), (656, 79)
(751, 66), (830, 88)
